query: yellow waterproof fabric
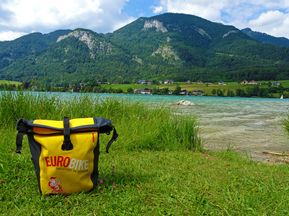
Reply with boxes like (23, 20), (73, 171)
(33, 118), (98, 194)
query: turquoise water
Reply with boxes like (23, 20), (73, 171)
(5, 91), (289, 160)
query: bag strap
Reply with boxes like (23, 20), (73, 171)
(16, 132), (24, 153)
(105, 127), (118, 153)
(93, 118), (118, 153)
(61, 117), (74, 151)
(16, 119), (29, 153)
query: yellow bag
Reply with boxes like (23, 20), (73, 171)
(16, 117), (118, 195)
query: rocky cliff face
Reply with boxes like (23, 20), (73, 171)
(143, 20), (168, 33)
(57, 30), (113, 58)
(152, 44), (179, 61)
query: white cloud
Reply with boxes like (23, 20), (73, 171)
(2, 0), (289, 41)
(249, 10), (285, 27)
(0, 31), (27, 41)
(153, 0), (289, 38)
(152, 6), (164, 14)
(249, 11), (289, 38)
(0, 0), (134, 41)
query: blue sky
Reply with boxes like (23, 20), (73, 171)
(123, 0), (156, 18)
(0, 0), (289, 41)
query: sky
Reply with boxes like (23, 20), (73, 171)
(0, 0), (289, 41)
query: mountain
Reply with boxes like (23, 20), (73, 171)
(242, 28), (289, 48)
(1, 13), (289, 85)
(0, 30), (71, 70)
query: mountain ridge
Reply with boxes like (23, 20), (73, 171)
(242, 28), (289, 48)
(1, 13), (289, 84)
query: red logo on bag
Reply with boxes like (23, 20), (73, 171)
(44, 156), (88, 171)
(48, 177), (63, 193)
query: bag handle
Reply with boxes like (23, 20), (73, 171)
(105, 127), (118, 153)
(61, 117), (73, 151)
(93, 118), (118, 153)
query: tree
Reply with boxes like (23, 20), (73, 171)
(227, 90), (235, 97)
(173, 85), (181, 95)
(127, 87), (134, 93)
(211, 89), (217, 96)
(216, 89), (224, 96)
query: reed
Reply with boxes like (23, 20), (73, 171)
(0, 92), (201, 151)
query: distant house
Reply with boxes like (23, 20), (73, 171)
(134, 88), (152, 95)
(137, 80), (147, 84)
(272, 81), (281, 87)
(241, 80), (258, 85)
(137, 80), (153, 85)
(164, 80), (174, 84)
(248, 80), (258, 85)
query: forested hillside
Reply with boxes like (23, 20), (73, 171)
(0, 13), (289, 85)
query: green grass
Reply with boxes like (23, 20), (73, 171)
(101, 81), (267, 95)
(102, 80), (289, 96)
(0, 80), (22, 85)
(1, 92), (289, 215)
(102, 82), (245, 95)
(0, 92), (201, 151)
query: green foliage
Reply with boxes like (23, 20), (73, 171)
(0, 30), (71, 70)
(1, 92), (289, 214)
(216, 89), (224, 96)
(1, 13), (289, 84)
(1, 131), (289, 214)
(226, 89), (235, 97)
(127, 87), (134, 93)
(242, 28), (289, 48)
(172, 85), (181, 95)
(0, 92), (201, 151)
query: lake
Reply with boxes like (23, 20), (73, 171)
(12, 92), (289, 161)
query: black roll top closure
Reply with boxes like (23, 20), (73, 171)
(16, 117), (118, 154)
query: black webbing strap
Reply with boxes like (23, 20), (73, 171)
(16, 119), (28, 154)
(61, 117), (73, 151)
(105, 127), (118, 153)
(16, 132), (24, 153)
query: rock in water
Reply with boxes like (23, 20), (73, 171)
(176, 100), (195, 106)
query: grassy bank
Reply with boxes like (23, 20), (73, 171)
(1, 92), (289, 215)
(2, 78), (288, 98)
(0, 92), (201, 151)
(2, 147), (289, 215)
(0, 80), (21, 85)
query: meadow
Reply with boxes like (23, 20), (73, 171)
(0, 80), (21, 85)
(1, 79), (288, 98)
(1, 92), (289, 215)
(102, 80), (286, 97)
